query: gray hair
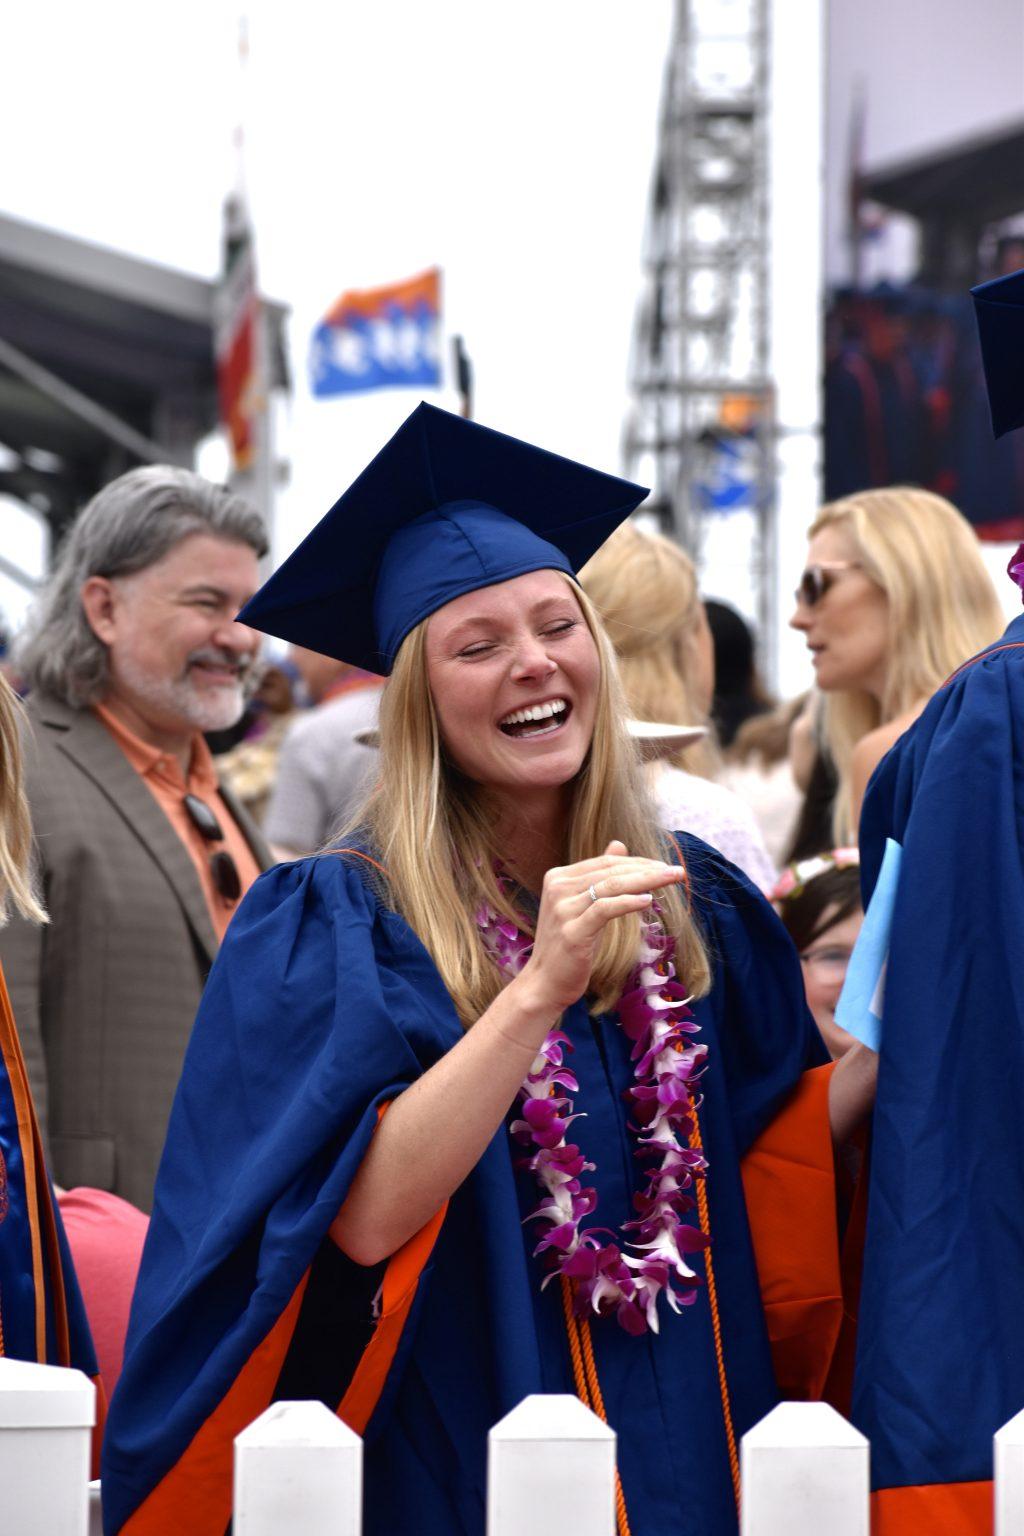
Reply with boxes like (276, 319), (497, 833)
(16, 465), (269, 707)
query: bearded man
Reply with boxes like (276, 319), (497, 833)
(0, 467), (270, 1210)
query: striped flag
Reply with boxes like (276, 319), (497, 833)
(310, 267), (441, 397)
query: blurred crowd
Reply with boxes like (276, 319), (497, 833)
(824, 238), (1024, 534)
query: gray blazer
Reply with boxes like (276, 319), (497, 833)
(0, 694), (271, 1211)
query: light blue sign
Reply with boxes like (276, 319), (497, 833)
(834, 837), (902, 1053)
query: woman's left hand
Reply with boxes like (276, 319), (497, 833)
(828, 1041), (878, 1143)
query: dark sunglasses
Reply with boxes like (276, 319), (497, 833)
(793, 560), (861, 608)
(183, 794), (242, 902)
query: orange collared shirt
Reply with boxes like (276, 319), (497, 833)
(93, 703), (262, 942)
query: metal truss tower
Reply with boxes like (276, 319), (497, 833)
(623, 0), (775, 648)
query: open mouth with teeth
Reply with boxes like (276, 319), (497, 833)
(498, 697), (572, 739)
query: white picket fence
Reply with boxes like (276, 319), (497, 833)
(1, 1355), (1021, 1535)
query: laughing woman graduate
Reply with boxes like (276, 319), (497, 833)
(102, 405), (875, 1536)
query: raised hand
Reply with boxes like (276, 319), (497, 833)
(515, 840), (687, 1016)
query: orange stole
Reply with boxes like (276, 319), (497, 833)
(871, 1480), (992, 1535)
(0, 963), (50, 1362)
(337, 1201), (448, 1433)
(739, 1063), (843, 1401)
(121, 1275), (310, 1535)
(121, 1203), (447, 1533)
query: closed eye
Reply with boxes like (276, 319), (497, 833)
(456, 618), (578, 659)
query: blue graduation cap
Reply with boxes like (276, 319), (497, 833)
(239, 402), (648, 673)
(971, 267), (1024, 438)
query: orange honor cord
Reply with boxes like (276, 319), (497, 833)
(666, 833), (692, 901)
(559, 1275), (632, 1536)
(689, 1108), (741, 1509)
(943, 640), (1024, 689)
(0, 967), (48, 1360)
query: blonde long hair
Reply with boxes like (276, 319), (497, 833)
(0, 674), (47, 926)
(810, 487), (1004, 840)
(579, 524), (718, 777)
(349, 576), (711, 1025)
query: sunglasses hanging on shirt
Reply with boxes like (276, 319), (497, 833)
(182, 794), (242, 903)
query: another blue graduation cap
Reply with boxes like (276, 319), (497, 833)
(239, 402), (648, 673)
(971, 268), (1024, 438)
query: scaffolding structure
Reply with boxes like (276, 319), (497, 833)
(623, 0), (775, 645)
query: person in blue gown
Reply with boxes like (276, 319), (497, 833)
(849, 269), (1024, 1535)
(101, 405), (876, 1536)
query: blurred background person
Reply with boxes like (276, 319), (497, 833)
(0, 467), (271, 1211)
(210, 659), (299, 826)
(262, 654), (384, 859)
(581, 523), (776, 890)
(719, 694), (806, 867)
(771, 850), (862, 1060)
(778, 691), (842, 863)
(705, 598), (773, 749)
(790, 486), (1004, 842)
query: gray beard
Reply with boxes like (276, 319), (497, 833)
(116, 654), (247, 735)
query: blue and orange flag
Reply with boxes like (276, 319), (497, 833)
(310, 267), (441, 397)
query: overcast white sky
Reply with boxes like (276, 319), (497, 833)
(0, 0), (674, 634)
(2, 1), (1021, 657)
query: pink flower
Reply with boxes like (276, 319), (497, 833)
(1009, 543), (1024, 601)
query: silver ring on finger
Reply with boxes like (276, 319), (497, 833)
(587, 882), (600, 904)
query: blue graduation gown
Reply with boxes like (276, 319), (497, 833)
(854, 611), (1024, 1532)
(101, 835), (829, 1536)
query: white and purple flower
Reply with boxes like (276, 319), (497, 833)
(477, 890), (711, 1337)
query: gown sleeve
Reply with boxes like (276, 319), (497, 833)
(679, 836), (843, 1400)
(101, 853), (463, 1536)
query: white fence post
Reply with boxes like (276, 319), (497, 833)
(0, 1357), (95, 1536)
(488, 1393), (616, 1536)
(995, 1404), (1024, 1535)
(88, 1480), (103, 1536)
(234, 1400), (362, 1536)
(741, 1401), (869, 1536)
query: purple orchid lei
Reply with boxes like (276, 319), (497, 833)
(1009, 542), (1024, 603)
(476, 881), (711, 1336)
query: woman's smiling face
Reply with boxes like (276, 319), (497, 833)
(424, 569), (601, 800)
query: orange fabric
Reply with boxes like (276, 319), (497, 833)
(871, 1479), (992, 1535)
(943, 640), (1024, 688)
(740, 1063), (843, 1401)
(121, 1272), (310, 1536)
(93, 703), (261, 939)
(559, 1277), (633, 1536)
(327, 1080), (449, 1435)
(822, 1131), (869, 1416)
(326, 267), (440, 324)
(0, 962), (48, 1360)
(666, 831), (692, 901)
(337, 1200), (448, 1433)
(690, 1108), (741, 1505)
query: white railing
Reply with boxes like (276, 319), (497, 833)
(0, 1356), (1018, 1535)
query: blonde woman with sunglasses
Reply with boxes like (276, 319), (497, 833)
(789, 487), (1003, 842)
